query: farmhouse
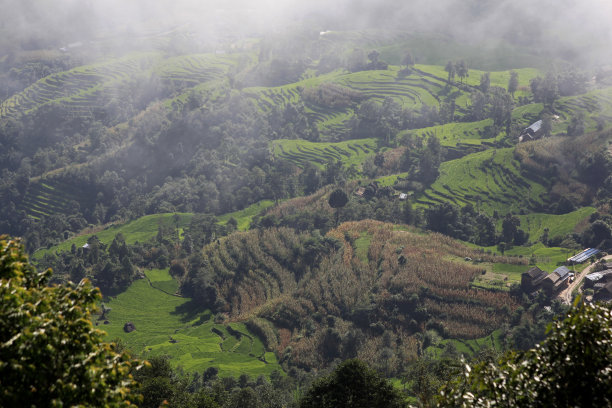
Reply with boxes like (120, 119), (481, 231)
(584, 269), (612, 288)
(542, 266), (571, 295)
(518, 120), (543, 142)
(521, 266), (547, 292)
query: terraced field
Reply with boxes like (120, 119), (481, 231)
(272, 138), (378, 169)
(154, 53), (237, 88)
(416, 148), (548, 215)
(19, 178), (97, 221)
(0, 52), (160, 118)
(404, 119), (497, 149)
(556, 86), (612, 131)
(102, 269), (280, 377)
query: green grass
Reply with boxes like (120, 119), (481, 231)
(101, 269), (281, 377)
(272, 138), (378, 170)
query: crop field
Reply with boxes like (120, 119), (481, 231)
(416, 148), (548, 215)
(272, 138), (378, 169)
(18, 179), (95, 221)
(102, 269), (280, 377)
(34, 213), (193, 259)
(0, 52), (160, 118)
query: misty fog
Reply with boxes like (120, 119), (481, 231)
(1, 0), (611, 66)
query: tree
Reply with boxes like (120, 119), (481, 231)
(439, 301), (612, 407)
(0, 236), (142, 407)
(329, 188), (349, 226)
(444, 61), (456, 83)
(300, 359), (406, 408)
(456, 60), (469, 84)
(479, 72), (490, 93)
(508, 70), (519, 97)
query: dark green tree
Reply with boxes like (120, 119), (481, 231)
(508, 70), (519, 97)
(0, 236), (142, 407)
(329, 188), (349, 226)
(300, 359), (406, 408)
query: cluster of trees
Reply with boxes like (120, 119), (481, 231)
(529, 69), (588, 109)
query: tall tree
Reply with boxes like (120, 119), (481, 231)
(479, 72), (491, 93)
(508, 70), (519, 97)
(456, 60), (469, 84)
(444, 61), (456, 83)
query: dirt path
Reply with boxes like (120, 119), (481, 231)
(559, 255), (612, 304)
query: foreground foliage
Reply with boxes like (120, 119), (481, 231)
(0, 236), (141, 407)
(439, 300), (612, 407)
(300, 359), (406, 408)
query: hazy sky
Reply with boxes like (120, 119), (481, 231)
(1, 0), (611, 62)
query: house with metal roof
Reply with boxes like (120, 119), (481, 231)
(568, 248), (600, 263)
(584, 269), (612, 288)
(518, 120), (543, 142)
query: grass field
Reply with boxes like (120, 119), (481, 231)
(272, 138), (378, 169)
(101, 269), (280, 377)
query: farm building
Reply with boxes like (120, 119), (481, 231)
(567, 248), (600, 263)
(594, 281), (612, 302)
(542, 266), (571, 295)
(584, 269), (612, 288)
(521, 266), (547, 292)
(518, 120), (543, 142)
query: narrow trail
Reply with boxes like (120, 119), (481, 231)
(559, 255), (612, 304)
